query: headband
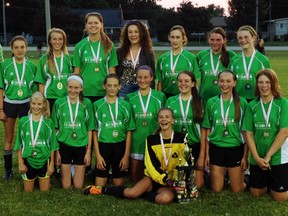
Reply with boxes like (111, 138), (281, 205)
(67, 75), (83, 86)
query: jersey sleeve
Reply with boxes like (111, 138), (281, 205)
(85, 99), (96, 131)
(242, 104), (254, 132)
(279, 98), (288, 129)
(73, 43), (81, 69)
(108, 44), (119, 68)
(51, 99), (60, 129)
(202, 100), (212, 129)
(35, 56), (47, 84)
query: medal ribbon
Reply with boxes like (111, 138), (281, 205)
(170, 49), (183, 76)
(53, 52), (64, 81)
(242, 49), (256, 81)
(67, 96), (79, 129)
(138, 88), (152, 117)
(29, 114), (43, 148)
(130, 47), (141, 70)
(160, 131), (174, 167)
(210, 49), (221, 78)
(179, 95), (192, 123)
(105, 97), (118, 128)
(88, 37), (101, 64)
(260, 97), (274, 128)
(12, 57), (26, 88)
(220, 95), (233, 127)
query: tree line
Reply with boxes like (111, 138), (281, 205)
(1, 0), (287, 44)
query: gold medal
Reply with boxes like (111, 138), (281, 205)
(95, 67), (99, 72)
(113, 130), (118, 138)
(31, 151), (37, 157)
(57, 82), (63, 90)
(71, 132), (77, 140)
(17, 89), (23, 97)
(222, 129), (229, 137)
(264, 130), (269, 138)
(142, 120), (148, 126)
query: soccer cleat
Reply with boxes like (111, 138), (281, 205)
(3, 169), (13, 180)
(84, 185), (102, 195)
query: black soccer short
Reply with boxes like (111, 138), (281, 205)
(59, 142), (86, 165)
(4, 101), (29, 118)
(22, 158), (49, 180)
(209, 144), (244, 167)
(95, 141), (128, 178)
(250, 163), (288, 192)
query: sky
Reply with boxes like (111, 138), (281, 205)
(158, 0), (228, 13)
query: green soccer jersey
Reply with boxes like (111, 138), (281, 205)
(242, 97), (288, 166)
(51, 97), (95, 147)
(165, 95), (201, 145)
(14, 116), (59, 169)
(126, 89), (166, 154)
(73, 37), (118, 97)
(156, 49), (200, 96)
(229, 51), (270, 100)
(94, 97), (135, 143)
(197, 49), (236, 102)
(35, 54), (73, 99)
(0, 57), (37, 102)
(202, 95), (247, 147)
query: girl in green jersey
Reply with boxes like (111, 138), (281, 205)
(0, 36), (37, 180)
(243, 69), (288, 201)
(73, 12), (118, 103)
(14, 92), (58, 192)
(203, 70), (248, 193)
(229, 25), (270, 102)
(36, 28), (73, 111)
(156, 25), (200, 98)
(126, 65), (165, 183)
(53, 75), (94, 189)
(165, 71), (205, 189)
(197, 27), (236, 102)
(93, 74), (135, 187)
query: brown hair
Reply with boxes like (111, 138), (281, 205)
(118, 20), (153, 61)
(255, 69), (281, 98)
(177, 71), (203, 124)
(208, 27), (230, 68)
(84, 12), (112, 55)
(237, 25), (257, 37)
(218, 70), (241, 122)
(10, 35), (27, 49)
(169, 25), (188, 46)
(47, 28), (68, 74)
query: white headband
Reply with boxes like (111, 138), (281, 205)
(67, 75), (83, 86)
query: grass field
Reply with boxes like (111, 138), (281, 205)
(0, 50), (288, 216)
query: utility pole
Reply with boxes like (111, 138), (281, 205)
(45, 0), (51, 41)
(2, 0), (7, 45)
(255, 0), (259, 33)
(269, 0), (272, 42)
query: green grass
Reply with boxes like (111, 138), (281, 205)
(1, 50), (288, 215)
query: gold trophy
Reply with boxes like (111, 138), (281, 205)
(174, 144), (198, 203)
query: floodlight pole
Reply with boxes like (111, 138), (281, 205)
(2, 0), (7, 45)
(255, 0), (259, 33)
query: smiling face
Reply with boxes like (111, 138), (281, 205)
(127, 24), (140, 45)
(30, 97), (45, 116)
(67, 79), (83, 100)
(257, 74), (272, 99)
(85, 15), (103, 36)
(237, 30), (256, 50)
(136, 69), (153, 90)
(177, 72), (195, 95)
(209, 32), (226, 53)
(218, 72), (236, 95)
(158, 109), (174, 131)
(50, 32), (64, 52)
(11, 40), (27, 61)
